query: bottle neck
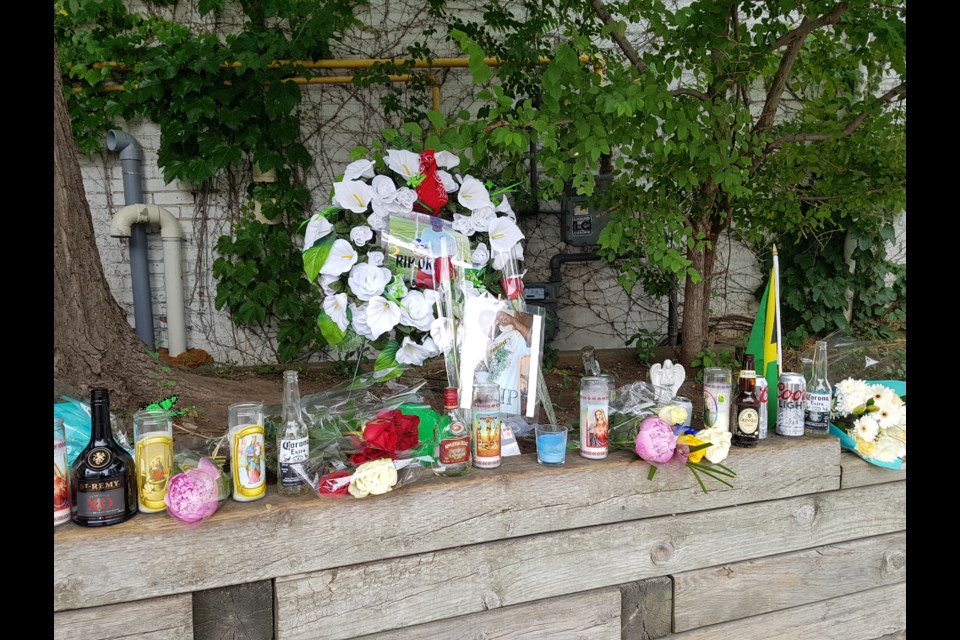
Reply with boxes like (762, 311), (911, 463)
(282, 375), (302, 422)
(812, 344), (829, 382)
(90, 402), (114, 444)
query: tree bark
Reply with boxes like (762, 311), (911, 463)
(679, 217), (720, 368)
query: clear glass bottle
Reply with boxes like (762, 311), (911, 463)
(433, 387), (471, 477)
(804, 341), (832, 437)
(278, 371), (310, 496)
(70, 388), (138, 526)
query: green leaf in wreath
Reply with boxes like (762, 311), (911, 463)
(317, 311), (346, 345)
(375, 339), (400, 371)
(303, 235), (335, 282)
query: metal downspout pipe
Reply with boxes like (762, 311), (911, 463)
(105, 130), (155, 349)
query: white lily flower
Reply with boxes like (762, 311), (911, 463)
(492, 243), (525, 270)
(303, 215), (333, 251)
(343, 159), (375, 180)
(319, 274), (339, 296)
(367, 251), (385, 267)
(349, 225), (374, 247)
(496, 194), (516, 220)
(471, 242), (490, 268)
(349, 303), (376, 340)
(433, 150), (461, 169)
(399, 290), (437, 332)
(452, 213), (476, 237)
(421, 335), (441, 358)
(333, 180), (373, 213)
(430, 317), (455, 352)
(395, 336), (431, 366)
(384, 149), (422, 180)
(348, 263), (393, 301)
(322, 293), (349, 332)
(487, 217), (525, 254)
(437, 170), (459, 193)
(457, 176), (492, 210)
(365, 296), (401, 339)
(319, 239), (358, 276)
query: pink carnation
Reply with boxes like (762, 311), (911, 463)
(635, 417), (677, 463)
(164, 457), (221, 524)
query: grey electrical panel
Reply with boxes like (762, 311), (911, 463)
(560, 174), (612, 246)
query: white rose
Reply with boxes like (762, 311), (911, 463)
(399, 290), (437, 332)
(695, 427), (732, 464)
(452, 213), (476, 237)
(392, 187), (418, 214)
(371, 175), (398, 204)
(350, 225), (374, 247)
(348, 458), (398, 497)
(430, 317), (455, 352)
(368, 212), (389, 232)
(470, 242), (490, 268)
(350, 303), (376, 340)
(348, 263), (392, 301)
(367, 251), (385, 267)
(472, 205), (497, 227)
(658, 405), (688, 427)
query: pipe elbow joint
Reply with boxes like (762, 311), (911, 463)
(106, 130), (143, 162)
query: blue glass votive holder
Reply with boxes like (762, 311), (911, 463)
(535, 424), (568, 466)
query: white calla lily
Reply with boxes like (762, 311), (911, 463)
(348, 263), (393, 301)
(437, 170), (459, 193)
(395, 336), (431, 366)
(430, 317), (455, 352)
(319, 239), (358, 276)
(457, 176), (492, 210)
(349, 225), (374, 247)
(487, 217), (525, 254)
(343, 159), (375, 180)
(333, 180), (373, 213)
(399, 290), (437, 332)
(433, 150), (461, 169)
(496, 194), (516, 220)
(319, 274), (339, 296)
(492, 243), (525, 270)
(323, 293), (350, 332)
(384, 149), (422, 180)
(365, 296), (402, 339)
(350, 303), (376, 340)
(303, 215), (333, 251)
(421, 335), (441, 358)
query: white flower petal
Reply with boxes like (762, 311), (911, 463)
(395, 336), (430, 366)
(496, 194), (516, 220)
(319, 239), (359, 276)
(399, 291), (436, 332)
(421, 335), (441, 358)
(472, 205), (497, 226)
(319, 274), (339, 296)
(371, 175), (398, 202)
(349, 225), (374, 247)
(348, 263), (393, 301)
(384, 149), (422, 179)
(322, 293), (350, 332)
(471, 242), (490, 268)
(430, 317), (455, 352)
(303, 215), (333, 251)
(367, 251), (385, 267)
(365, 296), (401, 340)
(333, 180), (373, 213)
(452, 213), (476, 237)
(437, 170), (459, 193)
(457, 176), (492, 210)
(343, 159), (375, 180)
(487, 217), (524, 254)
(433, 151), (461, 169)
(350, 303), (376, 340)
(695, 427), (732, 464)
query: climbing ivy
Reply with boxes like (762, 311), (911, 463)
(55, 0), (366, 361)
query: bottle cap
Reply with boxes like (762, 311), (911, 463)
(444, 387), (459, 408)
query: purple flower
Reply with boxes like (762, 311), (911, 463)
(635, 417), (677, 463)
(164, 457), (221, 524)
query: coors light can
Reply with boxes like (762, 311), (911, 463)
(776, 372), (806, 437)
(756, 376), (769, 439)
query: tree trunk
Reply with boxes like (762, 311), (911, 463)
(678, 217), (720, 368)
(54, 40), (159, 407)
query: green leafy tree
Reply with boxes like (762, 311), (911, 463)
(427, 0), (905, 366)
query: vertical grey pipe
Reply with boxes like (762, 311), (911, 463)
(106, 130), (155, 349)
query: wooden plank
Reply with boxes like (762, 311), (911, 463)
(618, 577), (672, 640)
(673, 531), (907, 631)
(274, 483), (904, 640)
(352, 588), (621, 640)
(193, 580), (274, 640)
(664, 582), (905, 640)
(54, 436), (839, 611)
(841, 452), (907, 489)
(53, 593), (192, 640)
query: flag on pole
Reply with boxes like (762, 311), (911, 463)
(746, 247), (781, 431)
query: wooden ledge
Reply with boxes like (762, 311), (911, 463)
(55, 435), (845, 611)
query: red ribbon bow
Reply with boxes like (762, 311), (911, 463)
(413, 149), (448, 216)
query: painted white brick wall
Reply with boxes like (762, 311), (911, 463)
(77, 2), (905, 363)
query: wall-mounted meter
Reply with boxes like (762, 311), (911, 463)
(560, 174), (613, 247)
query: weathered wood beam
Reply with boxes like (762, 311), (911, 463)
(53, 593), (192, 640)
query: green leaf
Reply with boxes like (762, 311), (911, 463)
(427, 111), (445, 130)
(375, 339), (400, 370)
(317, 312), (345, 346)
(302, 235), (335, 282)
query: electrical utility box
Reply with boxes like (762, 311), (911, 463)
(523, 283), (559, 342)
(560, 174), (613, 246)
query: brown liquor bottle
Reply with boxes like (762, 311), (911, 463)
(732, 355), (761, 448)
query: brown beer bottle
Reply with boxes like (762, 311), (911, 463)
(732, 355), (761, 448)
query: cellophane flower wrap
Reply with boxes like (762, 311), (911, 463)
(829, 379), (906, 469)
(607, 381), (735, 493)
(165, 456), (222, 524)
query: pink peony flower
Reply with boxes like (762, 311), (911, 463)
(164, 457), (221, 524)
(635, 417), (677, 463)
